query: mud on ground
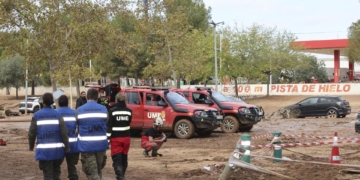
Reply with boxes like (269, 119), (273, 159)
(1, 95), (360, 180)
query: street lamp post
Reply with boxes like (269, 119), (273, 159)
(210, 21), (224, 91)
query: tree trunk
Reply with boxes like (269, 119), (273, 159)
(177, 77), (181, 88)
(267, 73), (271, 96)
(15, 87), (18, 100)
(31, 80), (35, 95)
(6, 87), (10, 95)
(50, 75), (57, 92)
(126, 77), (130, 86)
(76, 80), (81, 98)
(234, 78), (239, 97)
(134, 73), (138, 86)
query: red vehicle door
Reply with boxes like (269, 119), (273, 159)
(143, 92), (173, 129)
(124, 90), (143, 129)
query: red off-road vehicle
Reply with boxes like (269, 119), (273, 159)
(172, 87), (264, 133)
(88, 85), (223, 139)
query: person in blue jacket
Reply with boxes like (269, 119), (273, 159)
(57, 95), (79, 180)
(77, 88), (108, 179)
(28, 92), (70, 180)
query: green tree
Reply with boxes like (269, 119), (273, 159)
(0, 0), (113, 95)
(175, 29), (214, 84)
(93, 4), (153, 87)
(220, 24), (304, 96)
(347, 20), (360, 63)
(293, 56), (328, 83)
(0, 54), (25, 99)
(165, 0), (212, 32)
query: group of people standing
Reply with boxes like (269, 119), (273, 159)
(28, 88), (167, 180)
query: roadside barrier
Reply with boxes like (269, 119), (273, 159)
(281, 134), (359, 141)
(250, 139), (360, 149)
(219, 131), (360, 179)
(240, 134), (251, 163)
(251, 133), (360, 141)
(251, 133), (273, 140)
(220, 133), (296, 180)
(233, 151), (360, 169)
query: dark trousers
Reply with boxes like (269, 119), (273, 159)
(39, 159), (64, 180)
(65, 153), (80, 180)
(80, 151), (107, 180)
(112, 153), (128, 180)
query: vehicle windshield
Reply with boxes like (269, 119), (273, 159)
(24, 98), (37, 102)
(166, 92), (189, 104)
(212, 91), (230, 102)
(226, 96), (246, 103)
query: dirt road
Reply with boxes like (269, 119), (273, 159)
(1, 95), (360, 180)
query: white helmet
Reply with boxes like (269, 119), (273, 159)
(154, 117), (164, 127)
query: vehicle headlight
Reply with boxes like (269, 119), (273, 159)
(194, 111), (208, 117)
(239, 108), (251, 114)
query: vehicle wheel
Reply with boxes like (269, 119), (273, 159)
(33, 106), (40, 113)
(339, 115), (346, 118)
(239, 125), (253, 132)
(326, 109), (338, 118)
(20, 111), (24, 114)
(174, 119), (195, 139)
(220, 116), (239, 133)
(197, 130), (213, 137)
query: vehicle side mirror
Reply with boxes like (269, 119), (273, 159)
(297, 103), (302, 106)
(157, 101), (168, 106)
(204, 99), (214, 105)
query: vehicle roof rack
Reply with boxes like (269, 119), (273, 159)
(195, 86), (212, 91)
(133, 86), (151, 89)
(150, 87), (170, 91)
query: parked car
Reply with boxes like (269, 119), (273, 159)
(19, 96), (56, 114)
(88, 85), (223, 139)
(172, 87), (264, 133)
(19, 97), (41, 114)
(283, 96), (351, 118)
(355, 111), (360, 133)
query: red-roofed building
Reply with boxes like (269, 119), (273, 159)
(292, 39), (353, 83)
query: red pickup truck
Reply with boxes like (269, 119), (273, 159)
(88, 85), (223, 139)
(172, 87), (264, 133)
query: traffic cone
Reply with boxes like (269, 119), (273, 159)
(330, 132), (340, 164)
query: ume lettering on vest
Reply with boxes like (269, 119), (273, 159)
(38, 132), (56, 139)
(88, 125), (104, 132)
(116, 116), (129, 121)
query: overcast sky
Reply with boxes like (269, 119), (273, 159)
(204, 0), (360, 60)
(204, 0), (359, 40)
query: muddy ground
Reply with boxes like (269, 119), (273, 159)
(1, 95), (360, 180)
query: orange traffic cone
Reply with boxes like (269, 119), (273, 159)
(330, 132), (340, 164)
